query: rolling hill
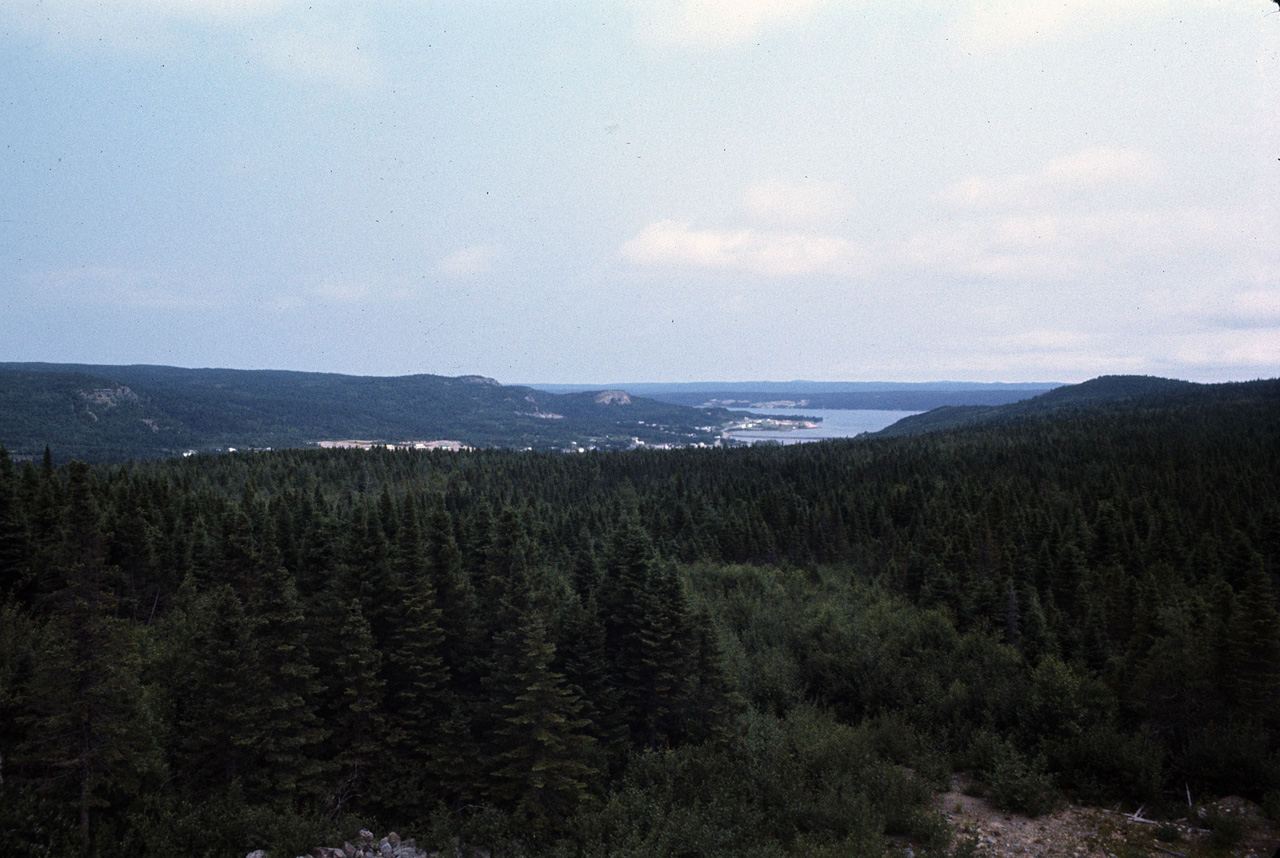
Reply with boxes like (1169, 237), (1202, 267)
(0, 363), (743, 462)
(870, 375), (1278, 437)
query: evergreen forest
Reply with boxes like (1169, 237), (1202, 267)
(1, 379), (1278, 857)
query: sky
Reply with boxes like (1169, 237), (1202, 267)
(1, 1), (1278, 385)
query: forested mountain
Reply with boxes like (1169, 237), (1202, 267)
(0, 363), (741, 461)
(870, 375), (1251, 437)
(0, 377), (1277, 857)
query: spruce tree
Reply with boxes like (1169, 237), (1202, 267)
(1231, 555), (1280, 723)
(424, 500), (477, 682)
(487, 615), (598, 833)
(246, 534), (328, 804)
(328, 599), (388, 817)
(167, 581), (265, 793)
(0, 446), (31, 602)
(381, 511), (456, 814)
(18, 462), (160, 854)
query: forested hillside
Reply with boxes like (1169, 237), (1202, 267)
(870, 375), (1227, 437)
(0, 363), (740, 461)
(0, 379), (1277, 857)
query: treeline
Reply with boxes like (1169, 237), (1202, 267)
(0, 383), (1277, 857)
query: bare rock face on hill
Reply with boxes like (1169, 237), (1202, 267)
(594, 390), (631, 405)
(79, 386), (140, 407)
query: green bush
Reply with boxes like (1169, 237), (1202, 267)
(961, 731), (1056, 817)
(126, 786), (334, 858)
(1201, 807), (1248, 851)
(988, 751), (1056, 817)
(569, 707), (911, 857)
(862, 713), (953, 789)
(1046, 723), (1165, 805)
(1178, 724), (1280, 801)
(0, 786), (78, 858)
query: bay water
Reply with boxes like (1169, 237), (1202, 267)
(726, 408), (922, 445)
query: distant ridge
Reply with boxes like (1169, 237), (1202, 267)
(530, 380), (1061, 394)
(530, 380), (1062, 411)
(0, 363), (743, 462)
(869, 375), (1278, 438)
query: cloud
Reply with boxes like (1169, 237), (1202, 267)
(739, 178), (845, 226)
(942, 148), (1163, 210)
(2, 0), (380, 86)
(628, 0), (832, 49)
(902, 214), (1082, 280)
(621, 220), (865, 277)
(257, 19), (382, 88)
(1168, 329), (1280, 370)
(996, 329), (1094, 352)
(1204, 289), (1280, 329)
(26, 266), (221, 309)
(950, 0), (1185, 52)
(0, 0), (283, 45)
(920, 148), (1252, 281)
(438, 246), (498, 278)
(311, 275), (425, 305)
(903, 208), (1246, 281)
(141, 0), (286, 22)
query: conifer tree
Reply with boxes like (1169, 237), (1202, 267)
(1230, 555), (1280, 723)
(19, 462), (160, 853)
(424, 500), (477, 682)
(164, 580), (264, 793)
(487, 615), (598, 833)
(342, 505), (394, 650)
(678, 609), (743, 745)
(554, 591), (627, 766)
(0, 446), (31, 602)
(1018, 586), (1057, 666)
(328, 599), (388, 817)
(601, 522), (690, 747)
(381, 508), (457, 813)
(1003, 580), (1021, 646)
(246, 533), (328, 804)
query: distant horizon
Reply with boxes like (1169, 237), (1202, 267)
(10, 358), (1280, 391)
(3, 3), (1276, 385)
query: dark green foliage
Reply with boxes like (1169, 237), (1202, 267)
(162, 581), (264, 794)
(327, 599), (388, 818)
(871, 374), (1208, 438)
(246, 546), (329, 804)
(0, 446), (32, 601)
(571, 706), (929, 857)
(380, 509), (456, 815)
(11, 462), (165, 853)
(486, 616), (598, 832)
(962, 731), (1056, 817)
(1, 380), (1277, 856)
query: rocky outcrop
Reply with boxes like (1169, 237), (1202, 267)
(78, 386), (140, 407)
(250, 829), (497, 858)
(517, 394), (564, 419)
(593, 390), (631, 405)
(935, 777), (1280, 858)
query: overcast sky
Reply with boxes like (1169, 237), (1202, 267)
(2, 1), (1277, 384)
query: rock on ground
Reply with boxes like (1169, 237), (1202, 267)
(934, 776), (1280, 858)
